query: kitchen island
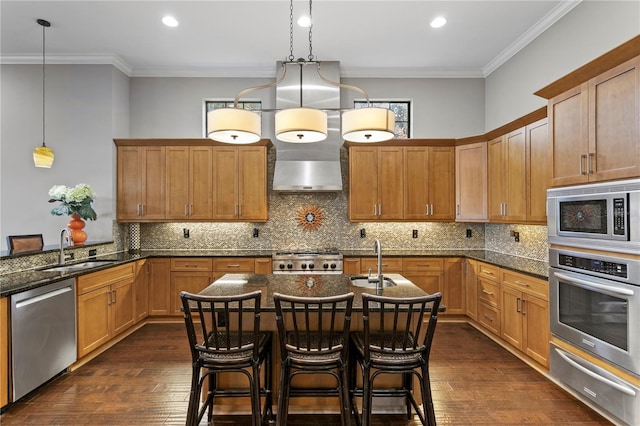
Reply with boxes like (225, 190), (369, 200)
(196, 273), (437, 416)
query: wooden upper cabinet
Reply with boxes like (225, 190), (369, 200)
(213, 146), (267, 221)
(165, 146), (213, 220)
(488, 128), (526, 223)
(550, 56), (640, 186)
(526, 118), (549, 223)
(117, 146), (166, 221)
(349, 146), (403, 221)
(455, 142), (487, 222)
(403, 146), (455, 221)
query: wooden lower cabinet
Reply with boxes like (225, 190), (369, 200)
(134, 260), (149, 323)
(171, 271), (213, 315)
(443, 258), (465, 315)
(1, 297), (8, 408)
(343, 257), (361, 275)
(476, 262), (501, 336)
(464, 259), (478, 321)
(148, 258), (171, 316)
(254, 257), (272, 274)
(77, 264), (136, 358)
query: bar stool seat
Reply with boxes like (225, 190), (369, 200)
(180, 290), (273, 426)
(274, 292), (355, 426)
(350, 292), (442, 426)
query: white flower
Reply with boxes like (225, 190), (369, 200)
(66, 183), (96, 202)
(48, 185), (69, 200)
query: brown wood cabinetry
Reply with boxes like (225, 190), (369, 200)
(213, 146), (268, 221)
(401, 257), (444, 301)
(117, 146), (166, 221)
(1, 297), (8, 408)
(463, 258), (478, 321)
(455, 142), (488, 222)
(165, 146), (213, 220)
(525, 118), (550, 223)
(361, 256), (403, 275)
(349, 146), (403, 220)
(254, 258), (272, 274)
(548, 56), (640, 186)
(148, 258), (171, 316)
(170, 258), (213, 315)
(476, 262), (500, 336)
(77, 263), (136, 358)
(443, 258), (465, 315)
(403, 146), (455, 220)
(343, 257), (361, 275)
(500, 270), (549, 367)
(134, 259), (149, 323)
(488, 129), (527, 223)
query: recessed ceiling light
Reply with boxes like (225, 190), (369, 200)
(430, 16), (447, 29)
(297, 15), (311, 28)
(162, 15), (179, 27)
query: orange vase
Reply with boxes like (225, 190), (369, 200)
(68, 213), (87, 245)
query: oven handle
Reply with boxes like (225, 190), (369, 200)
(554, 348), (637, 396)
(553, 272), (635, 296)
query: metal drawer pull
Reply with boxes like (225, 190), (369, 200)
(112, 290), (116, 304)
(482, 269), (494, 275)
(555, 348), (636, 396)
(185, 264), (199, 268)
(514, 280), (529, 287)
(483, 314), (494, 322)
(481, 289), (494, 295)
(227, 264), (241, 268)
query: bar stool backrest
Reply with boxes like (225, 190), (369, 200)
(361, 292), (442, 361)
(180, 290), (263, 362)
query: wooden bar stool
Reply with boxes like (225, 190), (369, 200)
(350, 292), (442, 426)
(273, 292), (355, 426)
(180, 290), (273, 426)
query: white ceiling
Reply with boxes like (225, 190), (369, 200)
(1, 0), (581, 78)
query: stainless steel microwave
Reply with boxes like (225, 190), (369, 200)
(547, 179), (640, 254)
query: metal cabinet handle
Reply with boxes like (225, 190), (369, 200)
(514, 280), (529, 287)
(226, 264), (241, 268)
(503, 202), (507, 216)
(112, 289), (116, 304)
(481, 289), (494, 295)
(579, 154), (587, 175)
(481, 269), (494, 276)
(521, 299), (526, 315)
(378, 204), (381, 216)
(483, 314), (494, 322)
(456, 204), (460, 216)
(588, 152), (594, 174)
(516, 297), (521, 313)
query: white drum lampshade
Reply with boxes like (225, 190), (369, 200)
(275, 108), (328, 143)
(207, 108), (261, 144)
(342, 107), (395, 142)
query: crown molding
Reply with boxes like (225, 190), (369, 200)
(0, 54), (132, 76)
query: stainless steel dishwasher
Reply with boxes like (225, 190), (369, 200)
(10, 278), (77, 401)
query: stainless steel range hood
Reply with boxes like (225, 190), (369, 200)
(272, 61), (343, 192)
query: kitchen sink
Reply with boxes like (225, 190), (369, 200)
(41, 260), (116, 273)
(349, 276), (397, 288)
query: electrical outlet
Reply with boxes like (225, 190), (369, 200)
(183, 228), (190, 238)
(412, 230), (418, 238)
(88, 249), (97, 258)
(514, 231), (520, 242)
(360, 228), (366, 238)
(466, 229), (472, 238)
(253, 228), (259, 238)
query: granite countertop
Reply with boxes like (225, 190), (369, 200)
(197, 273), (436, 312)
(0, 249), (548, 298)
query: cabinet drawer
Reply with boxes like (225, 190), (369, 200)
(360, 257), (403, 274)
(171, 258), (212, 271)
(78, 263), (135, 295)
(477, 262), (500, 281)
(402, 257), (444, 272)
(502, 270), (548, 300)
(213, 257), (255, 272)
(478, 277), (500, 307)
(478, 302), (500, 336)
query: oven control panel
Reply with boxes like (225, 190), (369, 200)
(558, 254), (628, 279)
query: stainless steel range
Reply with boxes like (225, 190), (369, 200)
(272, 248), (343, 274)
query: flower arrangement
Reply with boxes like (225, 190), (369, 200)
(48, 183), (97, 220)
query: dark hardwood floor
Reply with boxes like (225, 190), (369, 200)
(0, 322), (611, 425)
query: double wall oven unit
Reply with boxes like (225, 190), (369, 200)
(548, 179), (640, 425)
(272, 248), (343, 275)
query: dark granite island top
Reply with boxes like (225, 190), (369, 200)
(198, 273), (434, 311)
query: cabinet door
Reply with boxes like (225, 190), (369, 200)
(504, 128), (527, 222)
(165, 146), (191, 219)
(429, 147), (455, 220)
(501, 285), (524, 350)
(117, 147), (143, 220)
(464, 259), (478, 321)
(487, 136), (505, 221)
(343, 258), (361, 275)
(455, 142), (487, 221)
(1, 297), (8, 408)
(349, 146), (379, 220)
(238, 146), (267, 220)
(148, 258), (171, 316)
(549, 84), (589, 186)
(141, 146), (166, 219)
(77, 286), (111, 358)
(254, 258), (272, 274)
(588, 56), (640, 181)
(213, 147), (239, 220)
(443, 258), (465, 315)
(134, 260), (149, 323)
(111, 279), (135, 336)
(523, 294), (549, 367)
(171, 271), (213, 315)
(189, 146), (214, 219)
(403, 272), (443, 296)
(403, 147), (429, 219)
(377, 147), (403, 219)
(526, 119), (549, 223)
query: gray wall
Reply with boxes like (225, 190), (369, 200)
(485, 0), (640, 130)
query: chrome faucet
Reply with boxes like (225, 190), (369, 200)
(59, 228), (71, 264)
(369, 239), (383, 284)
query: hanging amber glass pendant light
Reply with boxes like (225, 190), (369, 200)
(33, 18), (54, 168)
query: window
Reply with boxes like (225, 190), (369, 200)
(202, 99), (262, 138)
(353, 100), (411, 139)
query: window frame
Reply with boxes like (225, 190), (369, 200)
(202, 98), (263, 138)
(353, 99), (412, 139)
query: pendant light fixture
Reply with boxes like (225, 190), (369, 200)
(33, 18), (55, 168)
(207, 0), (394, 144)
